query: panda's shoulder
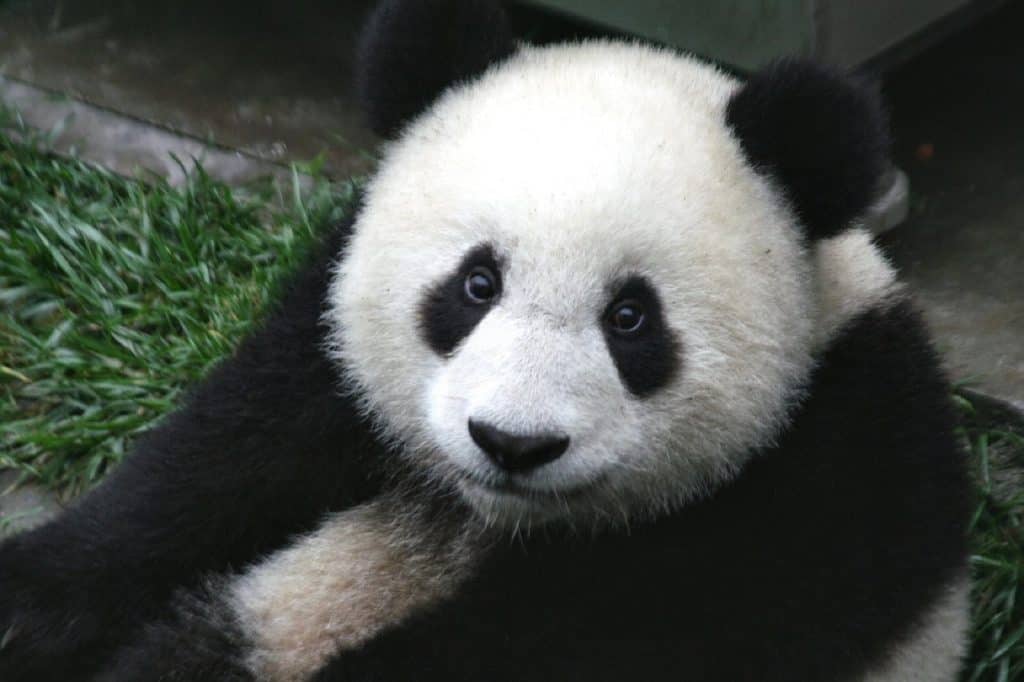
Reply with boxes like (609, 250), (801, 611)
(810, 229), (947, 423)
(813, 229), (905, 347)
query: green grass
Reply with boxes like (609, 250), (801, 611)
(0, 113), (1022, 681)
(0, 112), (357, 495)
(960, 395), (1024, 681)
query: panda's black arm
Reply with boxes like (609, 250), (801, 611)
(0, 216), (381, 680)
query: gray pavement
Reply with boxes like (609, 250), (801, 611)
(879, 1), (1024, 412)
(0, 0), (377, 180)
(1, 75), (305, 186)
(0, 472), (63, 539)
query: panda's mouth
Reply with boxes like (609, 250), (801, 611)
(461, 473), (604, 501)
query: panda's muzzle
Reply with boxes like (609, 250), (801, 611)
(467, 420), (570, 473)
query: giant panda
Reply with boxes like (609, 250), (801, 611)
(0, 0), (970, 680)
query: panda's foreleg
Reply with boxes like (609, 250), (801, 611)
(233, 495), (483, 682)
(98, 494), (485, 682)
(0, 219), (379, 680)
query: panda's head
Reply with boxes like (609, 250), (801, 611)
(330, 0), (889, 527)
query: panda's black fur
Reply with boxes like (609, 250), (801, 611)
(0, 1), (969, 680)
(726, 58), (891, 240)
(356, 0), (516, 138)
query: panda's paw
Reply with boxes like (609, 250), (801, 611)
(98, 635), (254, 682)
(0, 603), (83, 679)
(1, 550), (46, 673)
(96, 581), (255, 682)
(0, 589), (74, 678)
(0, 543), (111, 679)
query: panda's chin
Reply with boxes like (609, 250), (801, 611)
(456, 474), (605, 526)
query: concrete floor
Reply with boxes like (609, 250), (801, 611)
(0, 471), (64, 537)
(0, 0), (379, 179)
(0, 76), (304, 186)
(0, 0), (1021, 530)
(880, 1), (1024, 411)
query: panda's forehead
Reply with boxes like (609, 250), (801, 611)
(377, 42), (746, 210)
(356, 41), (801, 307)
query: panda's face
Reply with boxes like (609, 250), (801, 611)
(331, 43), (816, 527)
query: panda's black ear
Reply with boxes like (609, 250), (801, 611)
(356, 0), (515, 138)
(726, 59), (890, 240)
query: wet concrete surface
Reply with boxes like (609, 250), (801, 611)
(1, 75), (306, 186)
(880, 1), (1024, 410)
(0, 0), (378, 178)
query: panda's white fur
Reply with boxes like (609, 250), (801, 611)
(330, 42), (819, 527)
(813, 228), (904, 348)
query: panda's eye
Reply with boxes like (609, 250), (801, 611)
(464, 266), (498, 304)
(607, 300), (646, 335)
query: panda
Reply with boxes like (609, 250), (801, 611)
(0, 0), (970, 680)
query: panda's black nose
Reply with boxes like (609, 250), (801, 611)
(468, 420), (570, 473)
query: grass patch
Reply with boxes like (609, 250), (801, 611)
(0, 112), (1022, 681)
(0, 114), (357, 495)
(960, 394), (1024, 681)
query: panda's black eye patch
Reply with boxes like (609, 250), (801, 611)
(419, 245), (502, 357)
(601, 277), (679, 397)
